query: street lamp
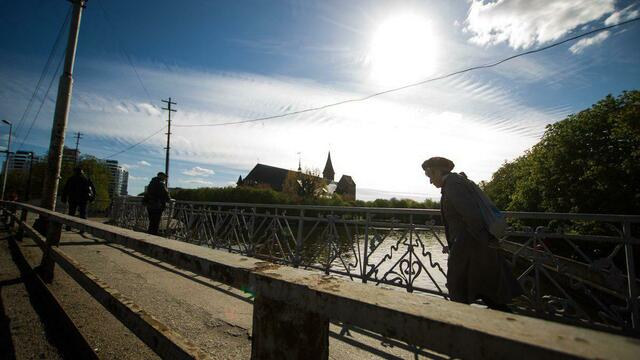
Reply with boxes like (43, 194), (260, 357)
(1, 119), (12, 201)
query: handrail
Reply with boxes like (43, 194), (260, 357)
(3, 200), (640, 359)
(118, 196), (640, 222)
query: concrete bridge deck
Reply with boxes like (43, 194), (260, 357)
(1, 218), (445, 359)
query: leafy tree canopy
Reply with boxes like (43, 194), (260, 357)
(483, 91), (640, 214)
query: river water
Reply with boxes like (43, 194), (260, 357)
(321, 230), (450, 295)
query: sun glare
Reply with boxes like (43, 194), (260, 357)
(370, 14), (438, 87)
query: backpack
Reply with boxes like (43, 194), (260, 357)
(461, 174), (507, 239)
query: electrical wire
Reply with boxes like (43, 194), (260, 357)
(17, 43), (66, 150)
(95, 0), (154, 104)
(172, 16), (640, 128)
(89, 15), (640, 159)
(101, 126), (167, 159)
(13, 8), (71, 141)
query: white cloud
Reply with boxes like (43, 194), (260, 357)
(136, 102), (161, 116)
(182, 166), (215, 176)
(464, 0), (615, 49)
(122, 160), (152, 170)
(604, 4), (639, 25)
(569, 31), (610, 54)
(181, 179), (215, 186)
(128, 175), (149, 181)
(4, 56), (573, 199)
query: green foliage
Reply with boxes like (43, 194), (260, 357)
(71, 158), (111, 211)
(282, 168), (327, 200)
(171, 185), (439, 209)
(2, 157), (112, 211)
(483, 91), (640, 214)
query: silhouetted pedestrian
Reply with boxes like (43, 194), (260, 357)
(143, 172), (171, 235)
(61, 166), (96, 230)
(422, 157), (521, 311)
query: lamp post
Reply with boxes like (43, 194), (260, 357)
(1, 119), (12, 201)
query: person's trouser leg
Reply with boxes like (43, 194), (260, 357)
(147, 208), (162, 235)
(68, 202), (78, 216)
(77, 202), (88, 219)
(67, 202), (78, 231)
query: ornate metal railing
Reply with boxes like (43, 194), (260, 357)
(111, 197), (640, 333)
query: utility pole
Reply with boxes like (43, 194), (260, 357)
(40, 0), (86, 211)
(161, 97), (176, 187)
(1, 120), (12, 201)
(24, 152), (34, 201)
(73, 131), (82, 165)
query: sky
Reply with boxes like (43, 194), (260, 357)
(0, 0), (639, 200)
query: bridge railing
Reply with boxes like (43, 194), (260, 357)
(3, 200), (639, 360)
(111, 196), (640, 333)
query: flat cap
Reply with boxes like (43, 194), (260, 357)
(421, 157), (455, 172)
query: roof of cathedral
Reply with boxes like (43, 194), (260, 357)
(337, 175), (355, 185)
(243, 163), (290, 191)
(323, 152), (335, 178)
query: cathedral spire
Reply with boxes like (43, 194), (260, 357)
(323, 151), (335, 181)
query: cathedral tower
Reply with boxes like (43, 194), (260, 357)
(323, 151), (335, 181)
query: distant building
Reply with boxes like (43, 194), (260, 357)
(5, 151), (39, 172)
(242, 164), (290, 191)
(103, 160), (129, 198)
(241, 152), (356, 200)
(62, 146), (80, 165)
(335, 175), (356, 201)
(323, 152), (335, 181)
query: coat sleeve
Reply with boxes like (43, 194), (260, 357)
(445, 177), (486, 237)
(61, 179), (69, 201)
(161, 184), (171, 203)
(89, 180), (96, 201)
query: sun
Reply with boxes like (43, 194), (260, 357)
(369, 14), (439, 87)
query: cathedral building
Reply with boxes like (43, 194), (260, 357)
(239, 152), (356, 200)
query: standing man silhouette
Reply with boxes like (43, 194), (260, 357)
(143, 172), (171, 235)
(61, 166), (96, 230)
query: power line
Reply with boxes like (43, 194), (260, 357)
(96, 15), (640, 159)
(172, 16), (640, 128)
(102, 126), (167, 159)
(95, 0), (154, 104)
(17, 47), (66, 150)
(13, 8), (71, 140)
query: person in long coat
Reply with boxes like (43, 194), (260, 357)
(422, 157), (521, 311)
(143, 172), (171, 235)
(61, 166), (96, 222)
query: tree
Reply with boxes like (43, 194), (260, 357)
(483, 91), (640, 214)
(282, 168), (327, 200)
(2, 157), (112, 211)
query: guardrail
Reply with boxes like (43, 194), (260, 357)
(111, 197), (640, 333)
(3, 200), (640, 359)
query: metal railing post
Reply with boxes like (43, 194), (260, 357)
(623, 221), (639, 329)
(39, 218), (63, 283)
(8, 203), (16, 228)
(294, 209), (304, 268)
(362, 212), (370, 283)
(15, 207), (28, 241)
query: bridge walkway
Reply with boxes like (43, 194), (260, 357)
(5, 216), (444, 359)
